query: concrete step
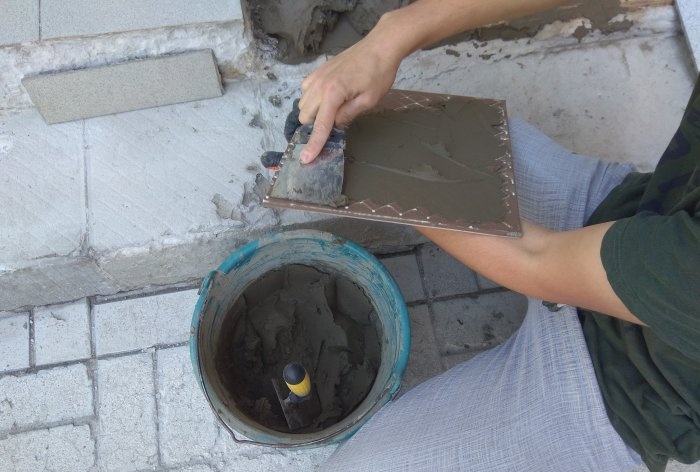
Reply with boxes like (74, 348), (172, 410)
(1, 6), (696, 312)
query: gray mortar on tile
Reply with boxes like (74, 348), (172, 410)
(247, 0), (651, 62)
(246, 0), (409, 63)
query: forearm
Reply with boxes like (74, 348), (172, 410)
(416, 221), (643, 324)
(372, 0), (569, 63)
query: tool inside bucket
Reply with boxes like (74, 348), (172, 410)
(214, 264), (382, 433)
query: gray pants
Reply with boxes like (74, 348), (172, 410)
(321, 119), (644, 472)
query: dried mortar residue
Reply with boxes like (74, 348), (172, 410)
(247, 0), (645, 62)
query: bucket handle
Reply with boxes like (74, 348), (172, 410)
(225, 382), (395, 448)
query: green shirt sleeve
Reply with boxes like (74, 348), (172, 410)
(602, 211), (700, 361)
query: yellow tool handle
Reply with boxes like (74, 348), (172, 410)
(283, 362), (311, 398)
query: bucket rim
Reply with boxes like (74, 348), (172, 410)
(189, 229), (411, 447)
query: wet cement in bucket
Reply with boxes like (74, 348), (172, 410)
(215, 264), (382, 433)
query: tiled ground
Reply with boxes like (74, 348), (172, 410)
(0, 241), (523, 472)
(2, 241), (695, 472)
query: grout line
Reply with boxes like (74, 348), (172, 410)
(0, 415), (95, 439)
(92, 282), (201, 306)
(87, 296), (101, 471)
(152, 350), (164, 468)
(37, 0), (41, 40)
(28, 309), (36, 368)
(88, 297), (97, 359)
(81, 120), (91, 255)
(0, 341), (189, 379)
(376, 247), (417, 260)
(97, 341), (190, 362)
(413, 245), (445, 368)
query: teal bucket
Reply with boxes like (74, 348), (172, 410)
(190, 229), (410, 448)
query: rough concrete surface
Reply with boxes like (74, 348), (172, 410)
(0, 0), (39, 46)
(0, 313), (29, 371)
(0, 113), (84, 262)
(397, 7), (696, 171)
(93, 289), (198, 355)
(34, 299), (91, 365)
(97, 353), (159, 471)
(23, 50), (223, 124)
(41, 0), (242, 39)
(0, 363), (92, 432)
(0, 425), (95, 472)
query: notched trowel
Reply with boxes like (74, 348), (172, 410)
(265, 125), (346, 207)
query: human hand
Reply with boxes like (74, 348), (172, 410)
(297, 30), (403, 163)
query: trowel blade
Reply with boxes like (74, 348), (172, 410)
(271, 378), (322, 431)
(268, 126), (345, 206)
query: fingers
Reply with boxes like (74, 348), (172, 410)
(300, 91), (346, 164)
(335, 93), (374, 128)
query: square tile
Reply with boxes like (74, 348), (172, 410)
(0, 313), (29, 371)
(34, 300), (91, 365)
(0, 425), (94, 472)
(94, 289), (198, 355)
(157, 346), (219, 466)
(0, 364), (93, 432)
(97, 353), (157, 471)
(380, 254), (425, 303)
(419, 243), (479, 298)
(432, 291), (526, 354)
(401, 304), (444, 392)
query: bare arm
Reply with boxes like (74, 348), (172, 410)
(416, 221), (644, 325)
(298, 0), (568, 162)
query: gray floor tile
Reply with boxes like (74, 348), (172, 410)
(401, 304), (443, 392)
(419, 244), (479, 298)
(380, 254), (425, 303)
(432, 291), (527, 354)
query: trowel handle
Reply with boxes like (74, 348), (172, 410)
(283, 362), (312, 398)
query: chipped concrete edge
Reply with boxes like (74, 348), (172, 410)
(0, 219), (425, 312)
(675, 0), (700, 73)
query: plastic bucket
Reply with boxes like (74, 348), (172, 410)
(190, 229), (410, 448)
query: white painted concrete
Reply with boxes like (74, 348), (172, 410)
(0, 112), (84, 263)
(41, 0), (242, 39)
(85, 81), (269, 252)
(0, 0), (39, 46)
